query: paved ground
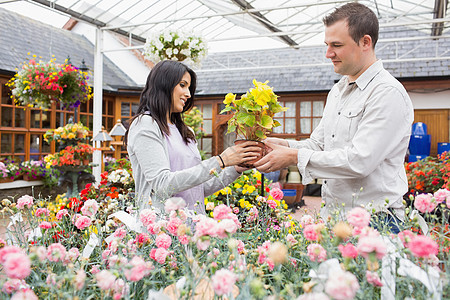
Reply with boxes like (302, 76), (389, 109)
(290, 196), (323, 220)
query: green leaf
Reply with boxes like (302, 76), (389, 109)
(260, 115), (273, 129)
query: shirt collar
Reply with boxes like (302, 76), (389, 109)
(353, 59), (383, 90)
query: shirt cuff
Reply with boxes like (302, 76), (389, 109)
(287, 140), (299, 149)
(297, 148), (314, 185)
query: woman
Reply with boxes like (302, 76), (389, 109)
(125, 60), (260, 215)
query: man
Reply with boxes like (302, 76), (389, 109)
(254, 2), (413, 229)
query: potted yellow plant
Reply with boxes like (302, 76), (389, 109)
(220, 79), (287, 166)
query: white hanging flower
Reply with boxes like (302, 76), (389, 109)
(143, 29), (208, 68)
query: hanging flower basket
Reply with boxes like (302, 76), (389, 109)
(6, 55), (92, 110)
(143, 29), (208, 68)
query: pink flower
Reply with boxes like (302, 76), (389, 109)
(154, 247), (169, 264)
(216, 219), (238, 238)
(47, 243), (67, 262)
(211, 269), (237, 296)
(3, 252), (31, 279)
(164, 197), (186, 213)
(135, 233), (150, 245)
(195, 216), (218, 237)
(35, 208), (50, 217)
(166, 217), (182, 235)
(2, 279), (25, 294)
(246, 207), (259, 223)
(213, 204), (232, 220)
(74, 215), (92, 230)
(237, 240), (245, 254)
(81, 199), (99, 216)
(357, 236), (387, 260)
(433, 188), (450, 203)
(286, 233), (297, 246)
(414, 193), (437, 213)
(196, 239), (210, 251)
(303, 224), (319, 241)
(113, 228), (127, 240)
(366, 271), (383, 287)
(267, 199), (277, 209)
(407, 235), (439, 258)
(338, 243), (358, 259)
(96, 270), (116, 290)
(325, 270), (359, 300)
(347, 207), (371, 228)
(16, 195), (33, 209)
(300, 215), (314, 227)
(139, 209), (157, 226)
(179, 235), (189, 245)
(11, 288), (38, 300)
(307, 243), (327, 262)
(56, 209), (69, 220)
(232, 207), (239, 214)
(155, 233), (172, 249)
(0, 246), (22, 264)
(66, 247), (80, 262)
(270, 187), (284, 200)
(124, 256), (153, 281)
(74, 269), (86, 290)
(91, 265), (101, 274)
(39, 221), (52, 229)
(398, 230), (415, 247)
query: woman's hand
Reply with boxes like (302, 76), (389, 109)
(220, 141), (262, 167)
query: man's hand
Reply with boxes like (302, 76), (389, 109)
(253, 140), (298, 173)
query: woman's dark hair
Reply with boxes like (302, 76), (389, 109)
(124, 60), (197, 145)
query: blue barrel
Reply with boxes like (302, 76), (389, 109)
(438, 143), (450, 155)
(409, 134), (431, 156)
(408, 154), (427, 162)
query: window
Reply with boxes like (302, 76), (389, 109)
(196, 103), (213, 158)
(299, 100), (324, 135)
(0, 76), (119, 161)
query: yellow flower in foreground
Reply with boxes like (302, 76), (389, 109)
(246, 185), (256, 194)
(234, 183), (242, 189)
(224, 93), (236, 105)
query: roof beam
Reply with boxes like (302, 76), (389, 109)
(432, 0), (448, 36)
(230, 0), (297, 46)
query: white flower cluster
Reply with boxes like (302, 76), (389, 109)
(107, 169), (132, 185)
(143, 29), (208, 69)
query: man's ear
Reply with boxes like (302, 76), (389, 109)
(361, 35), (373, 49)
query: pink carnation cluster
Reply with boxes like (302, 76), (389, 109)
(325, 270), (360, 300)
(35, 207), (50, 217)
(124, 256), (153, 281)
(211, 268), (237, 296)
(0, 246), (31, 280)
(164, 197), (186, 213)
(256, 241), (275, 271)
(74, 215), (92, 230)
(16, 195), (34, 209)
(357, 235), (387, 260)
(414, 193), (437, 213)
(81, 199), (99, 216)
(407, 235), (439, 258)
(307, 243), (327, 262)
(303, 224), (320, 241)
(366, 271), (383, 287)
(139, 209), (157, 227)
(269, 187), (284, 200)
(433, 188), (450, 204)
(338, 243), (358, 259)
(346, 207), (371, 228)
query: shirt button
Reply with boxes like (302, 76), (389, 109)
(338, 112), (341, 115)
(324, 180), (327, 184)
(332, 134), (335, 138)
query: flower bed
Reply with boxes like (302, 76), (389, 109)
(1, 173), (449, 299)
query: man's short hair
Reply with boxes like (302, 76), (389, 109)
(323, 2), (379, 48)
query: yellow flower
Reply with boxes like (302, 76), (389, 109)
(246, 185), (256, 194)
(234, 183), (242, 189)
(251, 79), (273, 106)
(67, 133), (75, 139)
(224, 93), (236, 105)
